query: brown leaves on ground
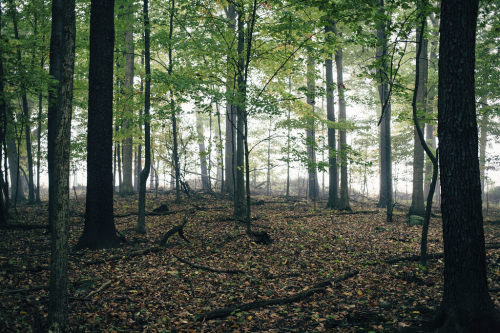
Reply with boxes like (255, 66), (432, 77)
(1, 192), (499, 332)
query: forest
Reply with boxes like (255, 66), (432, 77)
(0, 0), (499, 331)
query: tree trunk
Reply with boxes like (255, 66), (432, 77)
(7, 125), (25, 202)
(47, 0), (75, 329)
(120, 1), (135, 195)
(376, 0), (393, 221)
(233, 5), (246, 220)
(224, 3), (236, 196)
(286, 76), (291, 198)
(215, 102), (224, 191)
(376, 0), (392, 216)
(409, 5), (428, 217)
(0, 6), (7, 224)
(78, 0), (120, 249)
(479, 113), (487, 202)
(306, 55), (319, 202)
(435, 0), (500, 330)
(136, 0), (152, 234)
(266, 117), (271, 196)
(325, 22), (338, 209)
(8, 0), (35, 203)
(196, 108), (211, 190)
(333, 22), (350, 211)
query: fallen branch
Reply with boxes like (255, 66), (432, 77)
(195, 270), (358, 321)
(81, 246), (162, 266)
(0, 285), (47, 295)
(87, 280), (112, 298)
(160, 216), (190, 246)
(0, 224), (48, 230)
(173, 255), (243, 274)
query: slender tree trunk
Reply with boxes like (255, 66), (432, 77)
(479, 113), (488, 202)
(36, 75), (43, 203)
(376, 1), (392, 217)
(409, 5), (428, 217)
(333, 22), (350, 211)
(7, 124), (25, 202)
(435, 0), (500, 329)
(376, 0), (393, 221)
(224, 4), (236, 196)
(0, 6), (7, 223)
(306, 55), (319, 202)
(8, 0), (35, 203)
(121, 0), (135, 195)
(196, 108), (211, 190)
(286, 76), (292, 198)
(215, 102), (224, 191)
(135, 52), (144, 192)
(233, 5), (246, 220)
(325, 37), (338, 208)
(266, 117), (271, 196)
(136, 0), (151, 234)
(78, 0), (120, 249)
(47, 0), (75, 329)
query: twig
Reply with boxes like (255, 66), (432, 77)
(87, 280), (112, 298)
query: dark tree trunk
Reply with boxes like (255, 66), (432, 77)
(47, 0), (75, 329)
(120, 0), (135, 195)
(409, 2), (428, 217)
(0, 6), (7, 224)
(333, 21), (350, 211)
(8, 0), (35, 203)
(7, 124), (25, 202)
(286, 76), (291, 198)
(196, 108), (211, 190)
(325, 22), (338, 209)
(376, 0), (392, 217)
(78, 0), (120, 249)
(233, 5), (246, 220)
(305, 55), (319, 202)
(435, 0), (500, 330)
(375, 0), (392, 221)
(224, 3), (236, 196)
(137, 0), (151, 234)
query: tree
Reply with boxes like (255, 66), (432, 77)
(77, 0), (121, 249)
(409, 0), (427, 217)
(0, 5), (8, 225)
(435, 0), (500, 330)
(325, 20), (338, 209)
(47, 0), (75, 329)
(375, 0), (393, 222)
(305, 54), (319, 202)
(136, 0), (151, 234)
(333, 20), (350, 211)
(120, 0), (136, 196)
(196, 108), (211, 190)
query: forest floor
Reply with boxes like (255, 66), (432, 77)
(1, 192), (499, 332)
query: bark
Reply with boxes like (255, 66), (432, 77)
(8, 0), (35, 203)
(409, 5), (428, 217)
(305, 55), (319, 202)
(47, 0), (75, 329)
(233, 5), (246, 220)
(333, 22), (350, 211)
(196, 108), (211, 190)
(479, 113), (487, 201)
(266, 117), (271, 196)
(167, 0), (180, 202)
(0, 7), (8, 224)
(120, 0), (135, 195)
(435, 0), (500, 330)
(7, 123), (25, 202)
(375, 0), (393, 221)
(215, 102), (224, 191)
(136, 0), (151, 234)
(325, 22), (338, 209)
(224, 4), (236, 196)
(424, 15), (438, 199)
(286, 76), (291, 198)
(78, 0), (120, 249)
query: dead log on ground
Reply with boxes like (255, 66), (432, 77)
(195, 270), (358, 321)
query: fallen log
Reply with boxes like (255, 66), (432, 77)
(195, 270), (358, 321)
(173, 255), (243, 274)
(0, 224), (48, 230)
